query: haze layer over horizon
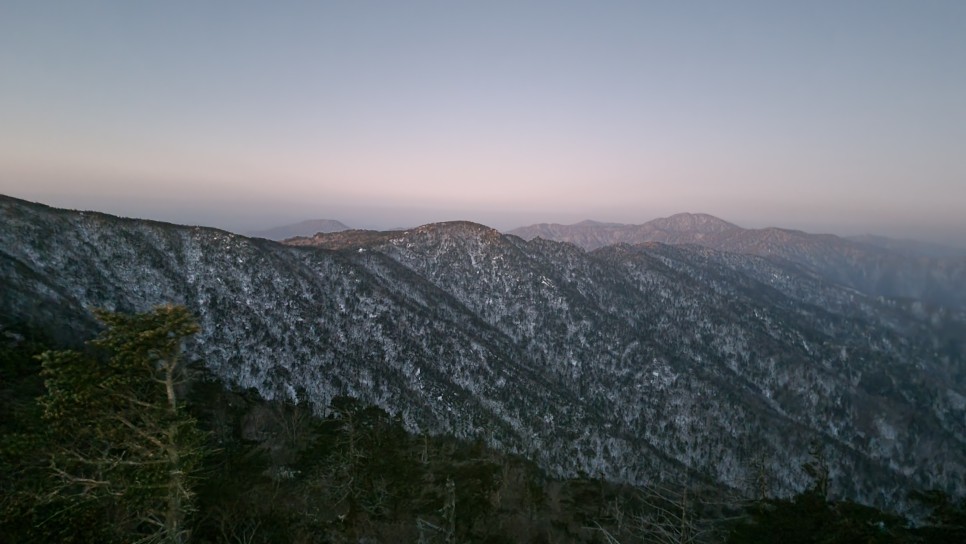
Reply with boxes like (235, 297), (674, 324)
(1, 2), (964, 245)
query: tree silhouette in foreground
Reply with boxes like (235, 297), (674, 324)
(36, 305), (205, 543)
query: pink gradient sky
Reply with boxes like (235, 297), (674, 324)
(1, 2), (964, 244)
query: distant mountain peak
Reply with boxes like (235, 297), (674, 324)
(646, 212), (740, 233)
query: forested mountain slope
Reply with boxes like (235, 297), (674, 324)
(510, 214), (966, 309)
(2, 194), (965, 508)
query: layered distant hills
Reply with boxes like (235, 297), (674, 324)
(2, 195), (965, 509)
(509, 214), (966, 309)
(247, 218), (351, 240)
(508, 213), (742, 250)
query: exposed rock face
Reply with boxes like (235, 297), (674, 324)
(2, 194), (965, 508)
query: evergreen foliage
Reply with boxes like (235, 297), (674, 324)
(3, 306), (205, 543)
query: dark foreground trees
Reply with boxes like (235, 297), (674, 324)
(3, 305), (966, 543)
(3, 305), (205, 543)
(726, 488), (913, 544)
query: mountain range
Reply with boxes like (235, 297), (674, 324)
(509, 214), (966, 310)
(2, 194), (964, 509)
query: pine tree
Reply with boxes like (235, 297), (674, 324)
(37, 305), (205, 543)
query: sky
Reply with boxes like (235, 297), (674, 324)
(1, 1), (964, 244)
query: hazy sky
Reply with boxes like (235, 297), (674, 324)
(1, 1), (964, 243)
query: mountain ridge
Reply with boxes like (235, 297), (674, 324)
(509, 215), (966, 309)
(2, 194), (965, 509)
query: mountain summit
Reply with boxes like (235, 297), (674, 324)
(645, 212), (740, 233)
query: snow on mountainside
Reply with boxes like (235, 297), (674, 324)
(2, 194), (965, 509)
(509, 215), (966, 309)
